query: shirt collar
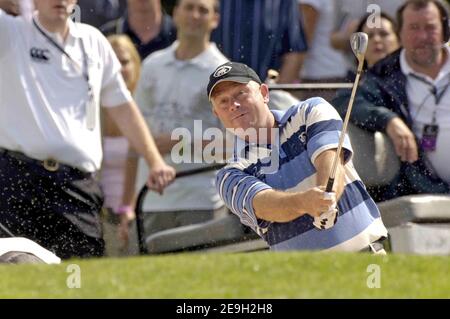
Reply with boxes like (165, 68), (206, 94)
(270, 109), (287, 127)
(162, 42), (218, 69)
(400, 46), (450, 82)
(33, 14), (82, 44)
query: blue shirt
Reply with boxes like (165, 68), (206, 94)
(216, 98), (388, 251)
(211, 0), (307, 81)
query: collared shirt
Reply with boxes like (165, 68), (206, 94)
(100, 13), (177, 60)
(134, 42), (228, 211)
(216, 99), (387, 251)
(400, 47), (450, 183)
(0, 10), (132, 172)
(211, 0), (307, 80)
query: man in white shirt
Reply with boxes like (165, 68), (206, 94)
(132, 0), (228, 238)
(0, 0), (175, 259)
(349, 0), (450, 199)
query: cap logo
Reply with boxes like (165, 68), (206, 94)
(213, 66), (232, 78)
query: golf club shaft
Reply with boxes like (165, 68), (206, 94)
(326, 56), (365, 192)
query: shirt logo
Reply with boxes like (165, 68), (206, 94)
(299, 132), (307, 143)
(214, 66), (232, 78)
(30, 47), (50, 63)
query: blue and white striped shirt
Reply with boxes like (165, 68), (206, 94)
(216, 98), (388, 251)
(211, 0), (307, 80)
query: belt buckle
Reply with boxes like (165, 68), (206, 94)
(43, 158), (59, 172)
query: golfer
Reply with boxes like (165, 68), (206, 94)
(208, 62), (388, 252)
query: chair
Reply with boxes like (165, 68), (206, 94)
(347, 124), (450, 255)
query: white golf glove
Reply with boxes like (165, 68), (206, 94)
(313, 192), (338, 230)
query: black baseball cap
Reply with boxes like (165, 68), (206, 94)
(207, 62), (262, 101)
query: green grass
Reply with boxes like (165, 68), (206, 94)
(0, 251), (449, 298)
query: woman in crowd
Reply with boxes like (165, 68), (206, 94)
(101, 35), (141, 255)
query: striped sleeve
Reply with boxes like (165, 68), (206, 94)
(216, 167), (272, 233)
(303, 98), (353, 164)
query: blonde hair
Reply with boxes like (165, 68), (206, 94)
(107, 35), (141, 93)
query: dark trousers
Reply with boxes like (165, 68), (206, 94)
(0, 150), (105, 259)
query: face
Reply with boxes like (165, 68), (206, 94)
(363, 17), (399, 67)
(113, 46), (137, 89)
(127, 0), (156, 11)
(35, 0), (77, 23)
(173, 0), (219, 38)
(400, 2), (445, 67)
(211, 81), (272, 136)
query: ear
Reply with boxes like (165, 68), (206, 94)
(211, 12), (220, 30)
(173, 5), (180, 26)
(212, 106), (219, 118)
(260, 83), (270, 103)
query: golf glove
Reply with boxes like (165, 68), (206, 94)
(313, 192), (338, 230)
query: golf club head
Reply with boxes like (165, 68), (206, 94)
(351, 32), (369, 62)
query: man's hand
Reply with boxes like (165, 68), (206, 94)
(300, 187), (337, 218)
(0, 0), (19, 15)
(313, 192), (338, 230)
(386, 117), (418, 163)
(146, 162), (176, 195)
(117, 210), (135, 252)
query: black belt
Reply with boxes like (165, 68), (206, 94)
(0, 148), (92, 178)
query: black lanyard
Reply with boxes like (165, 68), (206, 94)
(32, 18), (89, 84)
(409, 73), (450, 123)
(409, 73), (450, 105)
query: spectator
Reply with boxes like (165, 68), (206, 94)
(77, 0), (127, 28)
(100, 0), (176, 59)
(211, 0), (307, 83)
(101, 35), (141, 255)
(333, 12), (400, 99)
(331, 0), (405, 71)
(0, 0), (175, 259)
(207, 61), (388, 252)
(298, 0), (348, 82)
(342, 0), (450, 200)
(131, 0), (228, 238)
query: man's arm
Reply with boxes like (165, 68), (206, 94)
(276, 0), (307, 83)
(299, 3), (319, 47)
(253, 150), (344, 223)
(253, 187), (335, 223)
(314, 149), (346, 199)
(278, 52), (306, 84)
(105, 100), (175, 193)
(341, 74), (418, 163)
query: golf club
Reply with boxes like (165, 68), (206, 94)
(326, 32), (369, 193)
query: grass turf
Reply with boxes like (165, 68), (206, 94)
(0, 251), (449, 298)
